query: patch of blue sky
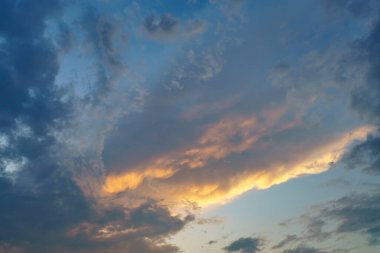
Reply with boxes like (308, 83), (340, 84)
(175, 166), (380, 253)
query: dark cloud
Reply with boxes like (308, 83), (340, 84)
(300, 193), (380, 246)
(103, 238), (180, 253)
(0, 1), (94, 246)
(320, 0), (377, 18)
(0, 0), (97, 248)
(0, 0), (69, 136)
(125, 201), (195, 238)
(0, 183), (191, 252)
(223, 237), (262, 253)
(283, 245), (326, 253)
(350, 19), (380, 123)
(59, 201), (193, 253)
(0, 0), (64, 39)
(343, 132), (380, 174)
(0, 174), (91, 252)
(143, 13), (206, 40)
(272, 235), (300, 250)
(0, 1), (191, 252)
(145, 13), (180, 38)
(320, 193), (380, 245)
(80, 8), (127, 104)
(342, 14), (380, 174)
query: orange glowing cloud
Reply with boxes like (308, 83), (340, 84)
(104, 168), (175, 193)
(101, 106), (307, 196)
(156, 125), (375, 207)
(101, 102), (374, 208)
(103, 114), (262, 194)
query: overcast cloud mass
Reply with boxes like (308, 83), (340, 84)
(1, 0), (380, 253)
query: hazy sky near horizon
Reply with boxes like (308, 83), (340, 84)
(1, 0), (380, 253)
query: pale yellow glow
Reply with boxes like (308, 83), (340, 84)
(101, 108), (374, 208)
(158, 126), (375, 207)
(103, 115), (261, 194)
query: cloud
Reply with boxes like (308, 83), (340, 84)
(143, 13), (207, 40)
(350, 20), (380, 123)
(316, 193), (380, 245)
(223, 237), (262, 253)
(0, 0), (68, 137)
(66, 201), (194, 242)
(80, 7), (128, 104)
(320, 0), (377, 19)
(288, 192), (380, 249)
(0, 1), (191, 252)
(94, 238), (180, 253)
(343, 131), (380, 174)
(0, 243), (23, 253)
(0, 2), (99, 252)
(0, 174), (91, 252)
(102, 117), (372, 206)
(3, 0), (380, 251)
(144, 14), (179, 38)
(270, 1), (380, 182)
(282, 245), (326, 253)
(340, 13), (380, 175)
(272, 235), (300, 250)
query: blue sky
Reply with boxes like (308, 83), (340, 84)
(1, 0), (380, 253)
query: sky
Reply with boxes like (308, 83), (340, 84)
(1, 0), (380, 253)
